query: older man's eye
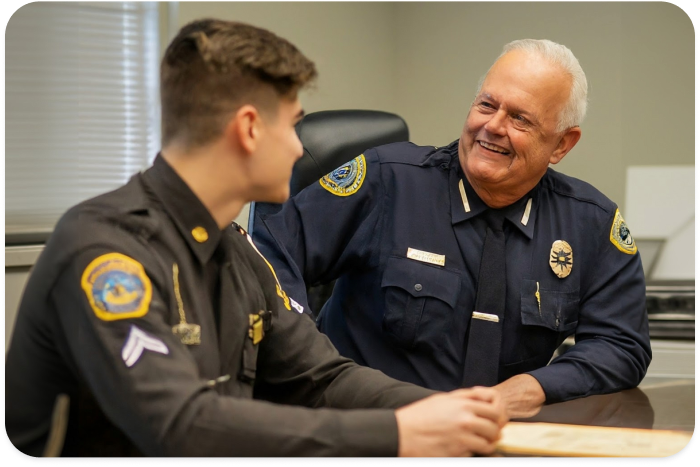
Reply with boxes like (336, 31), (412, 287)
(511, 114), (529, 125)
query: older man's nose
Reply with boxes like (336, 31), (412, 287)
(483, 109), (508, 136)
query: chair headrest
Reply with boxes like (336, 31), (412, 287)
(290, 110), (409, 195)
(248, 110), (409, 233)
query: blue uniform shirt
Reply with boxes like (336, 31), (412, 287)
(253, 140), (651, 403)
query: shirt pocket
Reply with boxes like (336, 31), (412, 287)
(520, 279), (579, 333)
(381, 256), (461, 350)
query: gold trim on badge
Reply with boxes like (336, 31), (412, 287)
(406, 247), (446, 267)
(81, 253), (152, 321)
(549, 240), (573, 279)
(609, 209), (637, 255)
(191, 226), (209, 243)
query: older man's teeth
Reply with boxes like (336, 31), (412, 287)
(479, 141), (509, 154)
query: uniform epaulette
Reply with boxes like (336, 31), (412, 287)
(544, 168), (616, 214)
(373, 142), (442, 166)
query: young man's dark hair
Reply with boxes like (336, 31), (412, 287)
(160, 19), (317, 149)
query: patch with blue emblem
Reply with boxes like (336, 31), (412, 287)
(319, 154), (366, 196)
(610, 209), (637, 255)
(81, 252), (153, 321)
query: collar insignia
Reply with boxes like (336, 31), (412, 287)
(191, 226), (209, 243)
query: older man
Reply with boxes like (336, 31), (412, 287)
(252, 39), (651, 418)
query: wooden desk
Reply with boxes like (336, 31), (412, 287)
(497, 378), (694, 456)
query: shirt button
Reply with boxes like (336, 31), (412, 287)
(414, 284), (423, 292)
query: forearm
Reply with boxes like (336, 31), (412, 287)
(165, 392), (400, 456)
(317, 362), (438, 410)
(527, 336), (650, 404)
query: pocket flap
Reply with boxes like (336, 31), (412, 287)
(381, 256), (461, 308)
(520, 280), (579, 332)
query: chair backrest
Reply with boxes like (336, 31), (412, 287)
(247, 109), (409, 316)
(248, 109), (409, 232)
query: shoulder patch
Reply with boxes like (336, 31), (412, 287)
(81, 252), (152, 321)
(319, 154), (366, 196)
(609, 209), (637, 255)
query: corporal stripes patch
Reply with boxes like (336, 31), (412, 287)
(121, 325), (169, 368)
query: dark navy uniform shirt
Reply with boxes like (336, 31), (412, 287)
(253, 140), (652, 403)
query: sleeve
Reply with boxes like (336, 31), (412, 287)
(250, 296), (436, 457)
(56, 240), (433, 456)
(252, 149), (384, 317)
(526, 208), (652, 403)
(248, 223), (437, 452)
(253, 277), (437, 411)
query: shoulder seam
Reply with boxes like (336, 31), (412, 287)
(547, 186), (615, 214)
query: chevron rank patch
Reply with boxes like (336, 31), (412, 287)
(81, 253), (152, 321)
(319, 154), (366, 196)
(610, 208), (637, 255)
(122, 325), (169, 367)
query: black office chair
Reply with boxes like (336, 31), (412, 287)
(249, 109), (410, 316)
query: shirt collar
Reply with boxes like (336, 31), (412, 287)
(141, 153), (222, 264)
(447, 144), (538, 239)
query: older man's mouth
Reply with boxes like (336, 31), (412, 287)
(478, 140), (511, 155)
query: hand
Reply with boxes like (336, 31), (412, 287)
(395, 386), (508, 457)
(493, 374), (546, 419)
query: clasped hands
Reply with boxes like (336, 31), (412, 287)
(395, 374), (545, 456)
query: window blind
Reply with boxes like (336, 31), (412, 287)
(5, 2), (160, 241)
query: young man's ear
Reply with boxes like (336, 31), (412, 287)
(225, 104), (260, 155)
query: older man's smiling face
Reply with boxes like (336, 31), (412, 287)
(459, 50), (577, 204)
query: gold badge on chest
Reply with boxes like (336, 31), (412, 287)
(171, 263), (201, 345)
(549, 240), (573, 279)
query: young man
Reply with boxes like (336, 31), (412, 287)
(5, 19), (506, 457)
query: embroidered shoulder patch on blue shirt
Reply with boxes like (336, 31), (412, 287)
(610, 209), (637, 254)
(319, 154), (367, 196)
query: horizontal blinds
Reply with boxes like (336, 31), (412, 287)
(5, 2), (160, 236)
